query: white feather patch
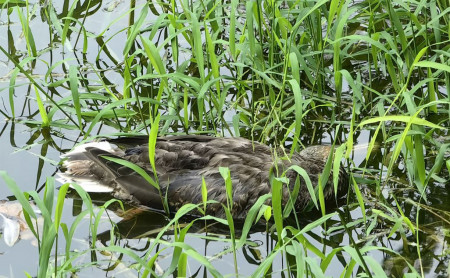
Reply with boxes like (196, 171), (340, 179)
(61, 141), (117, 158)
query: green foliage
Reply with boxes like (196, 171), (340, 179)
(0, 0), (449, 277)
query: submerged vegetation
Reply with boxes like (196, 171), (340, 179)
(0, 0), (449, 277)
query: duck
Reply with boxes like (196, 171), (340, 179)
(59, 135), (348, 219)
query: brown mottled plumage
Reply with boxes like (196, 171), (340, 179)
(59, 136), (348, 218)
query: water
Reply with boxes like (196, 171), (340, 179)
(0, 1), (449, 277)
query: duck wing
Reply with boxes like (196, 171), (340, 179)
(60, 137), (275, 217)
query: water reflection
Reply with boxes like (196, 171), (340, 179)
(0, 0), (449, 277)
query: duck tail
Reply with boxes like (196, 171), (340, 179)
(58, 141), (165, 210)
(57, 141), (122, 193)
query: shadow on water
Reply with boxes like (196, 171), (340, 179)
(64, 189), (354, 276)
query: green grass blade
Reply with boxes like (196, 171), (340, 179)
(270, 175), (284, 242)
(148, 113), (161, 174)
(287, 165), (317, 209)
(359, 115), (444, 130)
(219, 167), (233, 210)
(69, 65), (82, 128)
(333, 144), (346, 196)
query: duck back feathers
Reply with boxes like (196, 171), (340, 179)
(59, 136), (348, 218)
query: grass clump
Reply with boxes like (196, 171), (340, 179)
(0, 0), (449, 277)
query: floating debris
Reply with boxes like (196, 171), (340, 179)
(0, 200), (40, 247)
